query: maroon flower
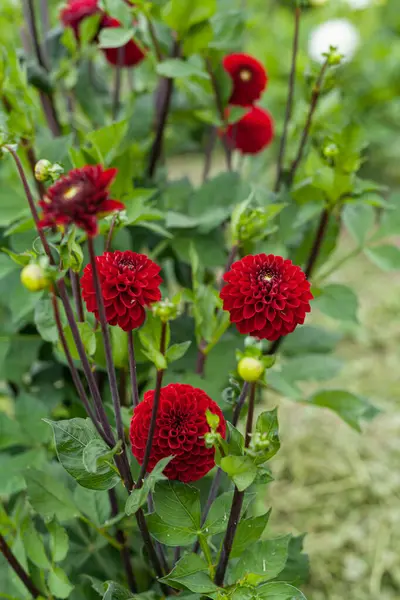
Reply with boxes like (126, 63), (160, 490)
(225, 106), (274, 155)
(223, 53), (268, 107)
(80, 251), (162, 331)
(101, 16), (146, 67)
(220, 254), (313, 341)
(38, 165), (123, 236)
(130, 384), (226, 483)
(60, 0), (101, 38)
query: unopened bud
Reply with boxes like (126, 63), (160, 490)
(20, 264), (50, 292)
(206, 409), (220, 432)
(35, 159), (64, 183)
(152, 299), (179, 323)
(238, 357), (264, 382)
(204, 431), (220, 449)
(323, 143), (339, 158)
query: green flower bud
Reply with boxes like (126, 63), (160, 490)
(20, 264), (50, 292)
(152, 299), (179, 323)
(238, 357), (265, 382)
(34, 159), (64, 183)
(323, 143), (339, 158)
(204, 431), (220, 449)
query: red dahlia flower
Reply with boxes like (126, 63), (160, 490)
(223, 53), (268, 106)
(38, 165), (123, 236)
(60, 0), (100, 38)
(80, 251), (162, 331)
(130, 384), (226, 483)
(101, 16), (146, 67)
(225, 106), (274, 155)
(220, 254), (313, 341)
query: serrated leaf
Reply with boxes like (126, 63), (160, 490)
(160, 554), (218, 594)
(231, 511), (271, 558)
(147, 513), (197, 546)
(220, 456), (257, 491)
(25, 468), (79, 522)
(45, 418), (120, 491)
(232, 536), (291, 584)
(153, 481), (201, 529)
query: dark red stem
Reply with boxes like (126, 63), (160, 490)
(108, 489), (138, 593)
(128, 331), (140, 408)
(70, 269), (84, 322)
(0, 534), (41, 598)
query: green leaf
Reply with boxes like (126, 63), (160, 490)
(98, 27), (135, 48)
(82, 439), (122, 474)
(0, 412), (25, 449)
(73, 487), (111, 527)
(102, 581), (135, 599)
(231, 511), (271, 558)
(156, 59), (209, 80)
(183, 21), (213, 55)
(60, 322), (96, 360)
(314, 284), (358, 323)
(257, 582), (307, 600)
(139, 313), (170, 369)
(202, 490), (255, 537)
(220, 456), (257, 491)
(160, 554), (218, 594)
(307, 389), (380, 431)
(153, 481), (201, 529)
(21, 517), (51, 569)
(162, 0), (216, 35)
(15, 393), (52, 445)
(166, 341), (191, 363)
(281, 354), (343, 383)
(232, 536), (291, 584)
(283, 325), (342, 356)
(125, 456), (173, 516)
(25, 468), (79, 521)
(79, 13), (102, 45)
(147, 513), (197, 547)
(364, 244), (400, 271)
(47, 519), (69, 563)
(48, 566), (74, 599)
(342, 203), (375, 246)
(0, 448), (46, 495)
(35, 297), (64, 343)
(0, 254), (18, 279)
(255, 409), (280, 463)
(45, 418), (120, 490)
(275, 535), (310, 587)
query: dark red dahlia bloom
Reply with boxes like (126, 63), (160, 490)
(223, 53), (268, 107)
(80, 251), (162, 331)
(101, 16), (146, 67)
(130, 384), (226, 483)
(38, 165), (123, 236)
(220, 254), (313, 341)
(60, 0), (100, 38)
(225, 106), (274, 155)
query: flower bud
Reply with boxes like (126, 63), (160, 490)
(204, 431), (221, 449)
(238, 356), (265, 382)
(20, 264), (50, 292)
(323, 143), (339, 158)
(206, 409), (220, 432)
(35, 159), (64, 183)
(152, 299), (179, 323)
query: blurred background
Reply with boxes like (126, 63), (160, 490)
(1, 0), (400, 598)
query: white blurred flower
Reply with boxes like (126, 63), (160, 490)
(346, 0), (373, 8)
(308, 19), (360, 64)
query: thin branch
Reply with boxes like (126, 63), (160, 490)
(88, 237), (124, 443)
(232, 381), (250, 427)
(274, 5), (301, 192)
(147, 39), (180, 179)
(204, 57), (232, 171)
(128, 331), (140, 408)
(70, 269), (84, 322)
(135, 322), (167, 487)
(214, 382), (256, 587)
(105, 214), (118, 252)
(287, 59), (329, 185)
(0, 534), (41, 598)
(109, 489), (138, 593)
(24, 0), (48, 69)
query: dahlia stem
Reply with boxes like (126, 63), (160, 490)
(147, 39), (180, 179)
(112, 48), (124, 121)
(204, 57), (232, 172)
(194, 381), (250, 554)
(135, 321), (167, 487)
(70, 269), (84, 322)
(87, 237), (125, 443)
(221, 244), (238, 290)
(109, 489), (138, 593)
(4, 145), (53, 261)
(274, 5), (301, 192)
(51, 291), (106, 439)
(195, 339), (207, 377)
(0, 534), (41, 598)
(202, 127), (217, 182)
(288, 58), (329, 186)
(128, 331), (140, 408)
(266, 208), (330, 356)
(146, 16), (163, 62)
(105, 214), (118, 252)
(214, 383), (256, 586)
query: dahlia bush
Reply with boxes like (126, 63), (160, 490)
(0, 0), (397, 599)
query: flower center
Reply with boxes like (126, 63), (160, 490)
(63, 185), (82, 202)
(118, 258), (136, 270)
(239, 69), (252, 82)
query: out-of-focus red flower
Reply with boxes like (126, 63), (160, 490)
(80, 251), (162, 331)
(60, 0), (101, 38)
(220, 254), (313, 341)
(38, 165), (123, 236)
(225, 106), (274, 154)
(100, 15), (146, 67)
(130, 384), (226, 483)
(223, 53), (268, 106)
